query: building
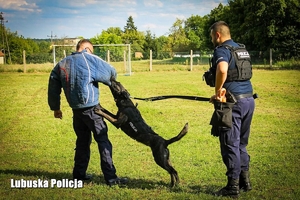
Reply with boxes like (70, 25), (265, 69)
(0, 51), (4, 64)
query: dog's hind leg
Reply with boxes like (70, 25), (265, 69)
(165, 158), (179, 187)
(152, 146), (179, 187)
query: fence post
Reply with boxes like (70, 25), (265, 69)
(53, 45), (56, 67)
(190, 50), (193, 71)
(23, 50), (26, 73)
(123, 50), (126, 72)
(107, 50), (110, 63)
(270, 48), (272, 68)
(150, 50), (152, 71)
(128, 44), (131, 75)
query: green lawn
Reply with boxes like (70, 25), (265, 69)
(0, 69), (299, 199)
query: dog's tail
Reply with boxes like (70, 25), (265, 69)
(166, 123), (188, 146)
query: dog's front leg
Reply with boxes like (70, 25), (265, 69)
(94, 107), (127, 128)
(94, 107), (118, 122)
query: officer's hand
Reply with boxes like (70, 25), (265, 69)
(54, 110), (63, 119)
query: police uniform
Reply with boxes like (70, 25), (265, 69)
(211, 39), (255, 180)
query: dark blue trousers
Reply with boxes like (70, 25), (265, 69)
(219, 97), (255, 179)
(72, 104), (117, 181)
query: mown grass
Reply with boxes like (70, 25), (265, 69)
(0, 61), (204, 74)
(0, 66), (299, 199)
(0, 58), (298, 74)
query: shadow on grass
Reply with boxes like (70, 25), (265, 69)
(187, 184), (220, 196)
(0, 169), (72, 180)
(0, 169), (169, 189)
(0, 169), (219, 196)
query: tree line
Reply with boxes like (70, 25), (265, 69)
(0, 0), (298, 64)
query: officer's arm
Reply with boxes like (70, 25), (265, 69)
(215, 61), (228, 99)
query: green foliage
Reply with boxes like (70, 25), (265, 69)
(168, 19), (191, 52)
(142, 30), (155, 59)
(184, 15), (209, 52)
(124, 16), (137, 32)
(90, 30), (124, 62)
(275, 59), (300, 69)
(106, 27), (123, 36)
(201, 4), (228, 50)
(1, 2), (299, 64)
(26, 53), (52, 64)
(211, 0), (300, 58)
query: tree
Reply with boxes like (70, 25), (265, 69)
(124, 16), (137, 33)
(142, 30), (155, 59)
(167, 18), (190, 52)
(106, 27), (123, 36)
(202, 0), (299, 59)
(274, 0), (300, 58)
(122, 16), (145, 57)
(184, 15), (209, 52)
(90, 29), (124, 61)
(202, 3), (228, 51)
(27, 40), (52, 63)
(6, 31), (41, 64)
(227, 0), (299, 58)
(91, 30), (123, 44)
(155, 35), (170, 59)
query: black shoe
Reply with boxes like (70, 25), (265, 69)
(73, 174), (92, 181)
(215, 178), (239, 198)
(106, 177), (128, 186)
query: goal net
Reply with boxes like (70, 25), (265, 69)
(52, 44), (132, 76)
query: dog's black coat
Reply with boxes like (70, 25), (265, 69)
(94, 78), (188, 186)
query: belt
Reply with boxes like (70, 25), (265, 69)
(234, 93), (253, 100)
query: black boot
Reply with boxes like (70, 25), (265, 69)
(215, 177), (239, 198)
(239, 170), (252, 192)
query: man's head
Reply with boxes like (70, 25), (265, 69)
(209, 21), (231, 47)
(76, 39), (94, 53)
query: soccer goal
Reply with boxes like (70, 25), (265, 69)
(52, 44), (132, 76)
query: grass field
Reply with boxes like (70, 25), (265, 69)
(0, 64), (299, 199)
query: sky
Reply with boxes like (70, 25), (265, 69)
(0, 0), (228, 39)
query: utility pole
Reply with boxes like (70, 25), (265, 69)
(47, 31), (57, 44)
(0, 12), (11, 64)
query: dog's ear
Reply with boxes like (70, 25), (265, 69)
(122, 90), (130, 99)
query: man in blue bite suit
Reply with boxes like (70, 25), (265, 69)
(48, 39), (128, 186)
(208, 21), (255, 197)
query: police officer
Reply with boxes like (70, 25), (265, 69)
(208, 21), (255, 197)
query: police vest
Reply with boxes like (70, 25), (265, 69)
(223, 43), (252, 82)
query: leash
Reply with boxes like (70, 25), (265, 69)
(131, 95), (210, 102)
(131, 93), (258, 102)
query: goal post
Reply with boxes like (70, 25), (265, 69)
(52, 44), (132, 76)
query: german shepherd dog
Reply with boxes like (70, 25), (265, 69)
(94, 78), (188, 187)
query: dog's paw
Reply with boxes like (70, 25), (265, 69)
(116, 113), (128, 125)
(94, 108), (103, 115)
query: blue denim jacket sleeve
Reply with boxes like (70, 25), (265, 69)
(92, 54), (117, 85)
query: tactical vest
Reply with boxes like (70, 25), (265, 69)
(223, 43), (252, 82)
